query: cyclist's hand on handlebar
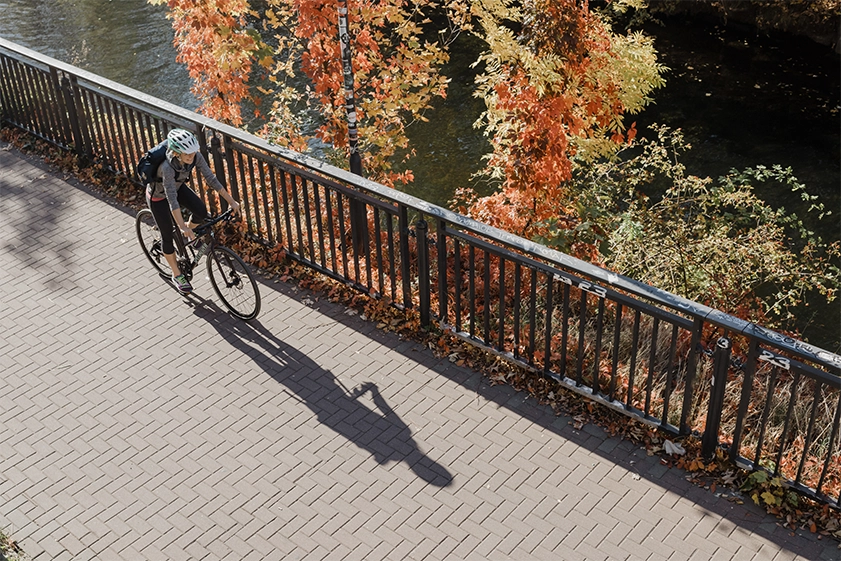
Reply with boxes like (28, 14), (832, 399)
(182, 226), (195, 242)
(230, 200), (241, 217)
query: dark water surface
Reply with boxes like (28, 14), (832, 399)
(0, 0), (196, 109)
(2, 4), (838, 348)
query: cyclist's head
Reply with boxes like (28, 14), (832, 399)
(167, 128), (200, 155)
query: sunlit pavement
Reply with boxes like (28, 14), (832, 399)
(1, 141), (837, 561)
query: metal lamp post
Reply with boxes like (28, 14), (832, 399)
(337, 0), (367, 253)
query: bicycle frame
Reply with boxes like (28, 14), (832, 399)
(170, 209), (233, 281)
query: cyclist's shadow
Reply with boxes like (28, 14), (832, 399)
(192, 300), (453, 488)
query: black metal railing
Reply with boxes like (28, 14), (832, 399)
(2, 37), (839, 508)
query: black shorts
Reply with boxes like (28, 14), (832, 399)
(146, 185), (208, 254)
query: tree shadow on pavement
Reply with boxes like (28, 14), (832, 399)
(189, 299), (454, 488)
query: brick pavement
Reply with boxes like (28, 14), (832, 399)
(1, 140), (839, 560)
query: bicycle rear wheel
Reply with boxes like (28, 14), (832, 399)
(136, 208), (168, 277)
(207, 246), (261, 320)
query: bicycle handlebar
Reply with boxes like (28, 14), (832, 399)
(193, 208), (236, 238)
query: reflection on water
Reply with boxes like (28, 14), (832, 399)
(0, 0), (196, 109)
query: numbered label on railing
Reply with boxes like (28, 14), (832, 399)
(553, 274), (607, 298)
(758, 349), (791, 370)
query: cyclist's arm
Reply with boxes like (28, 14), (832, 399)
(195, 153), (240, 214)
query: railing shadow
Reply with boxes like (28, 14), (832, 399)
(259, 281), (838, 559)
(0, 158), (79, 292)
(186, 297), (453, 488)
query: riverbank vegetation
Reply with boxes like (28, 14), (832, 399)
(148, 0), (839, 341)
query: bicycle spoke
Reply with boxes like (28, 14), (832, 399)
(207, 246), (261, 320)
(136, 209), (168, 277)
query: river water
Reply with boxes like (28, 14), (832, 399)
(1, 1), (839, 348)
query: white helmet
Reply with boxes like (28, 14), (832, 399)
(167, 128), (200, 154)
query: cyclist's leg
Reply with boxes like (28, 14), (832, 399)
(148, 196), (181, 277)
(177, 185), (208, 230)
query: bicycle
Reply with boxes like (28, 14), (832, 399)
(135, 207), (261, 320)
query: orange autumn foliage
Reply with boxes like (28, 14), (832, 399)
(151, 0), (266, 126)
(466, 0), (662, 258)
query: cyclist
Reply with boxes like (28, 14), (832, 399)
(145, 128), (241, 294)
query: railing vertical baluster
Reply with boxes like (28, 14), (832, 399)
(483, 250), (491, 345)
(417, 219), (430, 327)
(702, 337), (732, 460)
(20, 64), (43, 135)
(542, 273), (554, 378)
(575, 290), (587, 385)
(236, 151), (254, 236)
(497, 257), (505, 351)
(110, 100), (130, 173)
(559, 282), (570, 379)
(437, 219), (447, 324)
(644, 317), (661, 416)
(313, 181), (326, 267)
(752, 366), (780, 468)
(46, 68), (68, 144)
(398, 204), (411, 309)
(36, 67), (58, 141)
(29, 64), (50, 136)
(680, 317), (705, 435)
(18, 61), (38, 131)
(468, 245), (476, 338)
(513, 263), (521, 360)
(363, 205), (372, 289)
(246, 155), (262, 236)
(209, 135), (226, 214)
(351, 197), (362, 283)
(774, 371), (802, 473)
(730, 339), (759, 461)
(0, 57), (18, 122)
(268, 166), (283, 246)
(279, 171), (293, 254)
(626, 310), (642, 410)
(102, 97), (124, 171)
(591, 297), (605, 394)
(300, 178), (315, 263)
(338, 193), (350, 278)
(453, 238), (462, 332)
(795, 384), (822, 485)
(608, 304), (623, 401)
(59, 76), (85, 159)
(222, 134), (240, 203)
(86, 90), (109, 160)
(386, 214), (397, 300)
(374, 209), (384, 296)
(815, 394), (841, 501)
(290, 175), (304, 258)
(38, 68), (62, 143)
(325, 188), (337, 272)
(660, 324), (678, 428)
(127, 108), (144, 178)
(119, 106), (138, 175)
(43, 69), (65, 144)
(528, 269), (536, 365)
(258, 160), (274, 244)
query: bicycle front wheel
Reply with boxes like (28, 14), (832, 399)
(207, 246), (261, 320)
(136, 208), (168, 277)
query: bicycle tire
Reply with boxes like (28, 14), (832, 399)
(136, 208), (169, 277)
(206, 246), (261, 320)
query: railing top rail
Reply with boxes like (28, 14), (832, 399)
(2, 36), (839, 373)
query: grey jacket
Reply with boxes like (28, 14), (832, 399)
(147, 151), (225, 211)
